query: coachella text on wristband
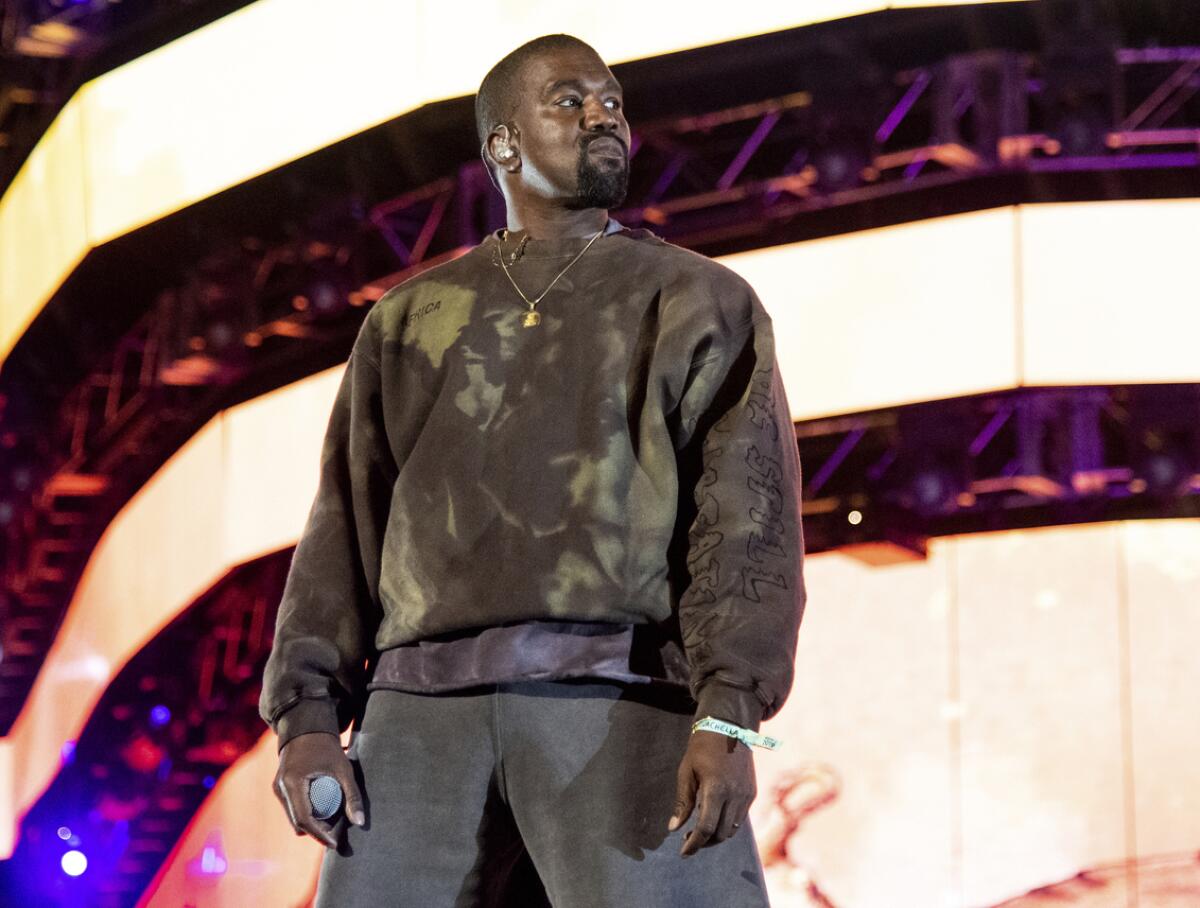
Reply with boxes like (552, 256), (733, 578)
(692, 716), (782, 751)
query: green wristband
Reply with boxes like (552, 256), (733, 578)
(692, 716), (782, 751)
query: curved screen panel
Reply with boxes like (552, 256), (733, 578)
(724, 200), (1200, 420)
(0, 0), (1023, 365)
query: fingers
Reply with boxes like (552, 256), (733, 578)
(668, 763), (698, 832)
(278, 770), (339, 848)
(299, 812), (340, 848)
(273, 735), (363, 848)
(273, 769), (302, 834)
(339, 766), (367, 827)
(680, 785), (753, 856)
(294, 774), (340, 848)
(717, 796), (751, 842)
(681, 779), (720, 856)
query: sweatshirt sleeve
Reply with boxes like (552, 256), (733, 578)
(673, 308), (807, 733)
(258, 309), (397, 751)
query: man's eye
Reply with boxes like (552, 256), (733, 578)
(605, 98), (621, 109)
(557, 97), (581, 107)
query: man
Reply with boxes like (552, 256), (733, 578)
(259, 33), (807, 907)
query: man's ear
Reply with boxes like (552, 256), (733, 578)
(486, 125), (520, 171)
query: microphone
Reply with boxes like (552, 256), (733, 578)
(308, 774), (343, 821)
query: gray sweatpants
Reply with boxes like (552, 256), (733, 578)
(315, 678), (771, 907)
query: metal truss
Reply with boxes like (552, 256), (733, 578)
(614, 44), (1200, 247)
(0, 552), (284, 907)
(0, 307), (260, 733)
(2, 43), (1199, 737)
(794, 384), (1200, 560)
(0, 0), (258, 194)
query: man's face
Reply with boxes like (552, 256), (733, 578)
(508, 46), (631, 210)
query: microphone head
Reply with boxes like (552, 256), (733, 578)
(308, 774), (343, 821)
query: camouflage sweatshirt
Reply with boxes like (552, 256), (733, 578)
(258, 222), (807, 748)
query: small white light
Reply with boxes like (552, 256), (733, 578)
(61, 850), (88, 877)
(847, 509), (863, 525)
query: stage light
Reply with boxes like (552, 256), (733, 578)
(801, 39), (885, 193)
(60, 740), (76, 765)
(303, 264), (354, 320)
(149, 704), (171, 727)
(56, 826), (71, 841)
(122, 733), (165, 773)
(202, 775), (216, 789)
(204, 320), (239, 355)
(1036, 0), (1118, 157)
(61, 849), (87, 876)
(811, 144), (870, 193)
(309, 279), (344, 315)
(1139, 449), (1189, 496)
(847, 510), (863, 526)
(11, 466), (32, 491)
(911, 466), (956, 511)
(1050, 108), (1110, 157)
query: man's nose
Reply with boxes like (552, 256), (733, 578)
(581, 98), (618, 131)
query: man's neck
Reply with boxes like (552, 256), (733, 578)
(504, 206), (608, 240)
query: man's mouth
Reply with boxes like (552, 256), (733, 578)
(585, 136), (626, 158)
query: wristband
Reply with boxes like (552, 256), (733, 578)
(692, 716), (782, 751)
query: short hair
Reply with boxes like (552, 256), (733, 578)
(474, 34), (601, 151)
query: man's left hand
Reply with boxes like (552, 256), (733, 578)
(668, 728), (756, 856)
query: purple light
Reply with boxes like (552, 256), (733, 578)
(60, 740), (76, 765)
(202, 775), (216, 789)
(149, 705), (171, 727)
(199, 845), (228, 875)
(56, 826), (72, 841)
(188, 832), (229, 878)
(61, 850), (88, 877)
(876, 69), (932, 144)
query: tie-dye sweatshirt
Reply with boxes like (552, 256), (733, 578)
(258, 222), (808, 749)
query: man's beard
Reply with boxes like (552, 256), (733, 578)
(569, 135), (629, 210)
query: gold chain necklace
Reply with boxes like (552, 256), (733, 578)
(494, 226), (605, 327)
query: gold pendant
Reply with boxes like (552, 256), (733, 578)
(522, 310), (541, 327)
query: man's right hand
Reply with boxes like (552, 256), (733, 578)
(273, 731), (366, 848)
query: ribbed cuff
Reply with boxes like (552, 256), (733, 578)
(693, 682), (765, 732)
(274, 697), (341, 752)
